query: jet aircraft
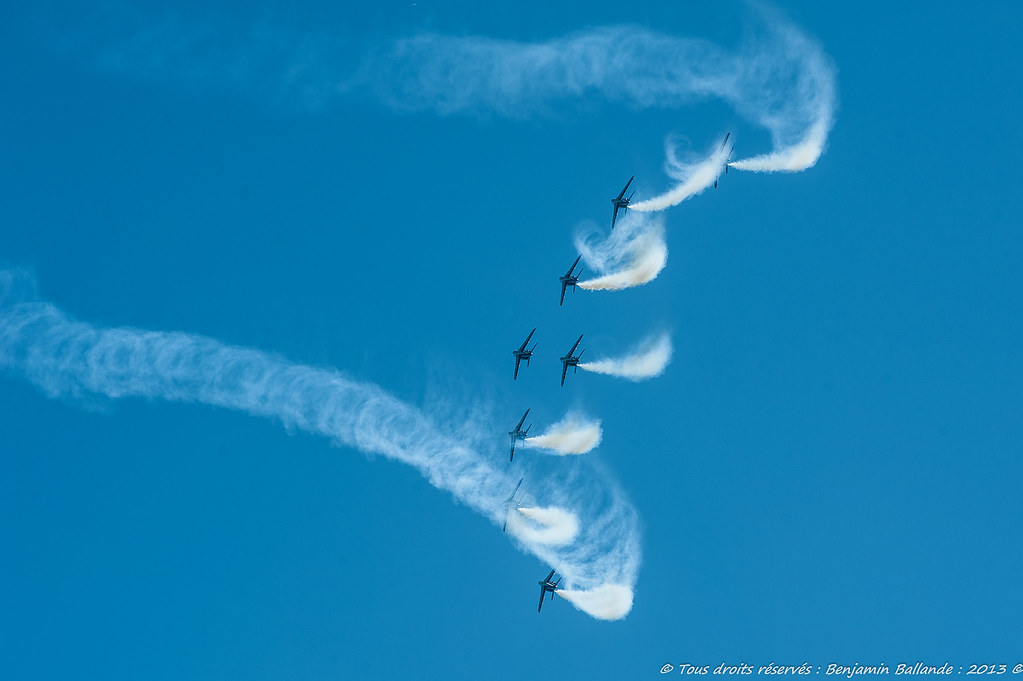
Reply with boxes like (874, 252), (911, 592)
(610, 176), (635, 229)
(537, 569), (561, 612)
(512, 328), (537, 380)
(714, 133), (733, 189)
(559, 334), (585, 387)
(559, 255), (583, 306)
(502, 477), (525, 532)
(508, 409), (531, 461)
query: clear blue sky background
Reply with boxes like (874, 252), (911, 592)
(2, 2), (1021, 679)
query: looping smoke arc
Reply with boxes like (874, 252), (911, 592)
(575, 212), (668, 291)
(524, 412), (602, 455)
(65, 6), (836, 176)
(505, 506), (580, 546)
(579, 332), (673, 381)
(358, 10), (836, 173)
(630, 139), (731, 212)
(0, 268), (638, 621)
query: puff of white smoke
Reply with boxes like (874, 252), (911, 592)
(579, 332), (672, 381)
(524, 412), (602, 455)
(557, 584), (635, 621)
(506, 506), (581, 546)
(575, 213), (667, 292)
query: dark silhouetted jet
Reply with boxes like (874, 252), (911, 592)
(559, 255), (583, 306)
(512, 328), (537, 380)
(508, 409), (531, 461)
(537, 569), (561, 612)
(559, 334), (585, 387)
(610, 176), (635, 229)
(714, 133), (733, 189)
(502, 477), (525, 532)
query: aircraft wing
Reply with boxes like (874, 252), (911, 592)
(538, 584), (547, 612)
(563, 255), (581, 279)
(515, 409), (530, 431)
(561, 361), (569, 387)
(611, 203), (620, 229)
(517, 328), (536, 353)
(513, 356), (522, 380)
(560, 282), (568, 306)
(568, 334), (583, 357)
(505, 478), (524, 503)
(615, 176), (634, 201)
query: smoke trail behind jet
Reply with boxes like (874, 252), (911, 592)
(524, 413), (602, 455)
(630, 141), (730, 212)
(557, 584), (634, 621)
(0, 267), (640, 618)
(579, 332), (673, 381)
(56, 7), (836, 176)
(574, 212), (667, 292)
(505, 506), (581, 546)
(356, 12), (835, 173)
(729, 119), (830, 172)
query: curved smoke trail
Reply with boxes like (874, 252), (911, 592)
(630, 140), (730, 212)
(506, 506), (580, 546)
(0, 267), (639, 620)
(524, 412), (602, 455)
(579, 332), (673, 381)
(575, 213), (668, 292)
(61, 6), (836, 174)
(358, 11), (836, 172)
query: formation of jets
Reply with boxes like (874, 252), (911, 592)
(505, 157), (728, 611)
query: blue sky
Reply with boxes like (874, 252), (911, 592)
(2, 1), (1022, 679)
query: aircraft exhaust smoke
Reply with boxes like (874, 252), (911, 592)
(354, 10), (835, 175)
(629, 141), (730, 212)
(524, 412), (602, 455)
(579, 332), (672, 381)
(0, 267), (640, 619)
(575, 213), (667, 292)
(557, 584), (635, 621)
(728, 119), (830, 173)
(62, 7), (836, 179)
(505, 506), (581, 546)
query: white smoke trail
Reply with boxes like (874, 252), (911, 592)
(729, 118), (830, 172)
(0, 267), (639, 619)
(55, 7), (836, 171)
(524, 413), (602, 455)
(630, 140), (730, 212)
(557, 585), (635, 622)
(574, 212), (667, 292)
(579, 332), (673, 381)
(505, 506), (580, 546)
(356, 12), (835, 172)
